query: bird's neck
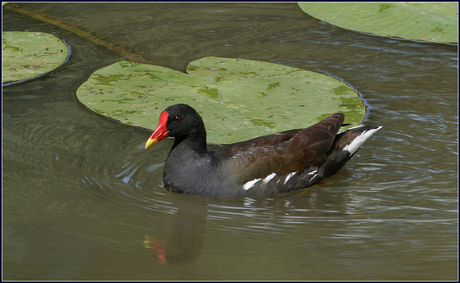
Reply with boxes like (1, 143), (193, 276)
(171, 130), (208, 155)
(164, 131), (213, 195)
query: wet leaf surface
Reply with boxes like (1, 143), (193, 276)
(298, 3), (458, 43)
(76, 57), (365, 144)
(2, 31), (70, 84)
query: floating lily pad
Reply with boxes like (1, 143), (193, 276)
(298, 3), (458, 43)
(2, 31), (70, 84)
(76, 57), (365, 144)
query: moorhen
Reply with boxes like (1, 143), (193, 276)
(145, 104), (381, 197)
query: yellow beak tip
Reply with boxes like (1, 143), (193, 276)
(145, 138), (159, 149)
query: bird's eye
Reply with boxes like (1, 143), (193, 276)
(174, 116), (182, 123)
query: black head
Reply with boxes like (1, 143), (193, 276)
(145, 104), (206, 149)
(163, 104), (205, 139)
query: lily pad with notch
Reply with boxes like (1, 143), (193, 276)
(76, 57), (366, 144)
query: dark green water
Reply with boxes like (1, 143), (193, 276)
(2, 3), (457, 280)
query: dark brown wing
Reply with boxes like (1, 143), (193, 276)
(216, 113), (345, 184)
(217, 128), (299, 154)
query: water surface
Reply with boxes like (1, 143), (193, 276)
(2, 3), (457, 280)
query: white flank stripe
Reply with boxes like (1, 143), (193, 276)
(338, 124), (364, 134)
(284, 172), (296, 184)
(343, 126), (382, 155)
(346, 124), (365, 130)
(243, 178), (261, 190)
(263, 173), (277, 183)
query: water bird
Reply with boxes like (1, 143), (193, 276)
(145, 104), (381, 197)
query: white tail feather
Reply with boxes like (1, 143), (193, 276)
(343, 126), (382, 155)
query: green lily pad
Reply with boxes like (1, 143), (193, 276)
(2, 31), (69, 84)
(298, 2), (458, 43)
(76, 57), (365, 144)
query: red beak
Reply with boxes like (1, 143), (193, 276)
(145, 111), (169, 149)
